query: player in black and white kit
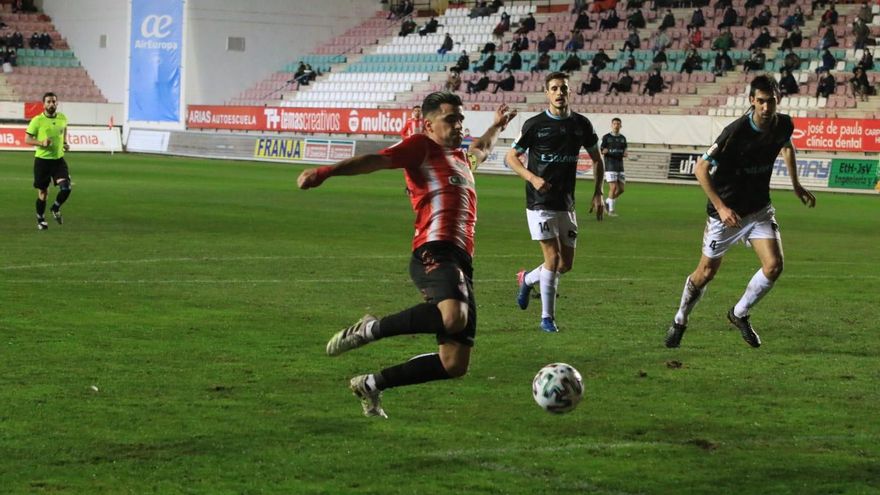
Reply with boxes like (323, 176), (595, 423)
(600, 117), (627, 216)
(505, 71), (605, 333)
(665, 75), (816, 349)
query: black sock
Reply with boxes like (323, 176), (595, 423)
(374, 303), (445, 339)
(36, 198), (46, 218)
(54, 189), (71, 209)
(375, 353), (450, 390)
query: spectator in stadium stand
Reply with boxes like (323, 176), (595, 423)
(531, 51), (551, 73)
(659, 9), (675, 31)
(515, 13), (536, 35)
(560, 51), (583, 73)
(622, 27), (641, 52)
(850, 66), (874, 101)
(386, 0), (411, 20)
(748, 27), (773, 51)
(511, 33), (529, 52)
(498, 48), (522, 72)
(818, 27), (838, 51)
(714, 0), (733, 11)
(445, 69), (463, 92)
(481, 42), (496, 55)
(780, 7), (804, 31)
(713, 49), (734, 76)
(565, 29), (585, 52)
(399, 17), (417, 37)
(780, 25), (803, 51)
(438, 33), (454, 55)
(857, 2), (874, 24)
(466, 71), (491, 93)
(491, 69), (516, 93)
(688, 8), (706, 31)
(477, 52), (496, 73)
(400, 105), (424, 139)
(816, 48), (836, 74)
(651, 30), (670, 53)
(578, 70), (604, 94)
(779, 68), (799, 96)
(743, 48), (766, 73)
(419, 16), (440, 36)
(718, 6), (738, 29)
(816, 70), (837, 98)
(572, 0), (587, 13)
(627, 8), (646, 29)
(39, 32), (52, 50)
(574, 8), (591, 30)
(680, 48), (704, 74)
(591, 48), (613, 72)
(455, 50), (470, 72)
(778, 0), (793, 7)
(748, 6), (772, 30)
(493, 11), (511, 38)
(689, 27), (703, 48)
(652, 47), (669, 70)
(643, 68), (666, 96)
(599, 9), (621, 31)
(743, 0), (762, 9)
(606, 69), (634, 95)
(782, 49), (802, 72)
(28, 32), (39, 49)
(13, 32), (24, 49)
(852, 17), (870, 50)
(620, 53), (636, 73)
(469, 1), (491, 18)
(538, 30), (557, 53)
(5, 47), (17, 67)
(857, 48), (874, 71)
(819, 4), (838, 29)
(712, 29), (735, 51)
(295, 64), (315, 85)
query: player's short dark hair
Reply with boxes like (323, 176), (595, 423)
(544, 71), (569, 90)
(412, 104), (421, 110)
(612, 117), (622, 124)
(42, 92), (57, 102)
(749, 75), (780, 100)
(421, 91), (462, 117)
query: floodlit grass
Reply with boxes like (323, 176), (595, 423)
(0, 152), (877, 494)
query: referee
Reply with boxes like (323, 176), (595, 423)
(25, 92), (71, 230)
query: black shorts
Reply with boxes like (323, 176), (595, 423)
(33, 157), (70, 190)
(409, 241), (477, 347)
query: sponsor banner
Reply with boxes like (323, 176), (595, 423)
(828, 158), (878, 190)
(668, 152), (702, 180)
(0, 125), (121, 152)
(669, 152), (832, 189)
(187, 105), (409, 135)
(127, 129), (171, 152)
(792, 117), (880, 152)
(129, 0), (184, 122)
(253, 137), (355, 163)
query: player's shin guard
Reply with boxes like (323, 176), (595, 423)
(54, 182), (71, 208)
(374, 303), (446, 339)
(674, 276), (707, 326)
(35, 198), (47, 218)
(540, 269), (560, 319)
(733, 269), (775, 318)
(375, 353), (450, 390)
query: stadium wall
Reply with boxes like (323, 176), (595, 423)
(39, 0), (384, 104)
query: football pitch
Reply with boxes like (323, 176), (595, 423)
(0, 152), (877, 494)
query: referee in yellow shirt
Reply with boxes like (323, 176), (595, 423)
(25, 92), (71, 230)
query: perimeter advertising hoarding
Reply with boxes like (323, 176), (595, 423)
(667, 153), (833, 189)
(0, 126), (122, 151)
(253, 137), (355, 164)
(187, 105), (409, 135)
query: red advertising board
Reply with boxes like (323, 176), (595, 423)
(187, 105), (410, 135)
(24, 101), (43, 119)
(792, 117), (880, 152)
(0, 126), (30, 150)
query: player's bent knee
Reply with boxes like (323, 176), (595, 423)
(442, 312), (467, 334)
(58, 181), (71, 191)
(444, 361), (469, 378)
(558, 263), (572, 274)
(764, 259), (783, 280)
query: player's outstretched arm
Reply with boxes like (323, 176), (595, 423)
(297, 154), (393, 190)
(586, 145), (605, 221)
(781, 144), (816, 208)
(469, 103), (517, 165)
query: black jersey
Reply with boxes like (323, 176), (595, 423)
(511, 110), (599, 211)
(704, 112), (794, 218)
(601, 132), (627, 172)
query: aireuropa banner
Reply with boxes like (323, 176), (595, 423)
(0, 125), (122, 152)
(186, 105), (409, 135)
(129, 0), (183, 123)
(792, 117), (880, 152)
(253, 137), (355, 163)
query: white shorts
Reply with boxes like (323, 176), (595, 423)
(605, 171), (626, 183)
(701, 204), (781, 258)
(526, 209), (578, 247)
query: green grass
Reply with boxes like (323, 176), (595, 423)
(0, 152), (877, 494)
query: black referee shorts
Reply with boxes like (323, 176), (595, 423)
(33, 157), (70, 190)
(409, 241), (477, 347)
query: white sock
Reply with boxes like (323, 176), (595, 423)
(607, 198), (615, 212)
(540, 269), (560, 319)
(734, 269), (775, 318)
(674, 276), (707, 326)
(524, 264), (543, 287)
(365, 374), (378, 391)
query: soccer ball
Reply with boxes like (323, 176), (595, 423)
(532, 363), (584, 414)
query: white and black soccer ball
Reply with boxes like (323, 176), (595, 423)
(532, 363), (584, 414)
